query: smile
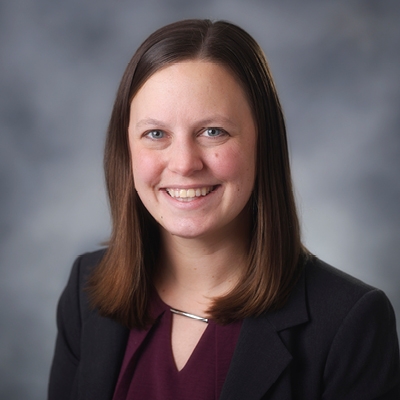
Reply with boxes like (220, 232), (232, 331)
(165, 186), (214, 200)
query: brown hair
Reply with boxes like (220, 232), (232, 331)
(88, 19), (305, 328)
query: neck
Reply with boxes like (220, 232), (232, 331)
(155, 225), (250, 314)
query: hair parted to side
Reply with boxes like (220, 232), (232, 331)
(88, 19), (306, 328)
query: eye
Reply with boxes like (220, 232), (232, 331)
(203, 128), (225, 137)
(146, 130), (165, 139)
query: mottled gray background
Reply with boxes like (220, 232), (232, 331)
(1, 0), (399, 398)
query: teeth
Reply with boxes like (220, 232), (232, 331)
(166, 186), (213, 199)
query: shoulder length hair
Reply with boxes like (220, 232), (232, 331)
(88, 19), (306, 328)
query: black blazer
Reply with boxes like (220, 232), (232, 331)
(48, 250), (400, 399)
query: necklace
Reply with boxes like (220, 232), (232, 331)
(170, 307), (209, 323)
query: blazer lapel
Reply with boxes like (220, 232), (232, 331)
(219, 316), (293, 400)
(220, 270), (309, 400)
(78, 312), (129, 400)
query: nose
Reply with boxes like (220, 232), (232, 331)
(167, 137), (204, 176)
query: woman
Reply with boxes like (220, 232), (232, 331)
(48, 19), (400, 399)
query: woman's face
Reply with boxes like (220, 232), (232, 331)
(128, 60), (257, 240)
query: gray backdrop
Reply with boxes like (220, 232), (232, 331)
(1, 1), (399, 399)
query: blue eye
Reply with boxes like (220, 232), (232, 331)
(147, 130), (164, 139)
(204, 128), (223, 137)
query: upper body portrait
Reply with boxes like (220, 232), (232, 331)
(48, 19), (400, 399)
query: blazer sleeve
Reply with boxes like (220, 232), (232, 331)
(48, 256), (84, 400)
(322, 289), (400, 399)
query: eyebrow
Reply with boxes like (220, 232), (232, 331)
(135, 118), (167, 129)
(134, 115), (237, 129)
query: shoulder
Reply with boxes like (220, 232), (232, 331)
(303, 256), (387, 319)
(71, 248), (107, 279)
(305, 255), (374, 293)
(300, 256), (398, 347)
(59, 248), (107, 322)
(269, 255), (398, 357)
(269, 256), (400, 397)
(303, 253), (397, 326)
(49, 249), (127, 399)
(67, 248), (107, 293)
(300, 257), (400, 397)
(270, 256), (385, 330)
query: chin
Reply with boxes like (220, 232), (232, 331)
(160, 221), (212, 240)
(165, 228), (207, 240)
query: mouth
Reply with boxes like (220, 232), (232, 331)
(165, 186), (216, 201)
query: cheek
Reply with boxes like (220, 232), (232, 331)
(211, 147), (256, 186)
(131, 149), (163, 188)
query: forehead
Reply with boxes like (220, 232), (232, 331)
(138, 61), (240, 91)
(130, 61), (253, 120)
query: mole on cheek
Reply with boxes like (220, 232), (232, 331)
(214, 153), (219, 158)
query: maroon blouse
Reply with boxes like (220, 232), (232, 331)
(112, 291), (242, 400)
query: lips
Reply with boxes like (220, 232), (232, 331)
(165, 186), (214, 199)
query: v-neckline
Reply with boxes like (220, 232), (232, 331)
(112, 289), (243, 400)
(167, 309), (214, 373)
(153, 290), (213, 373)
